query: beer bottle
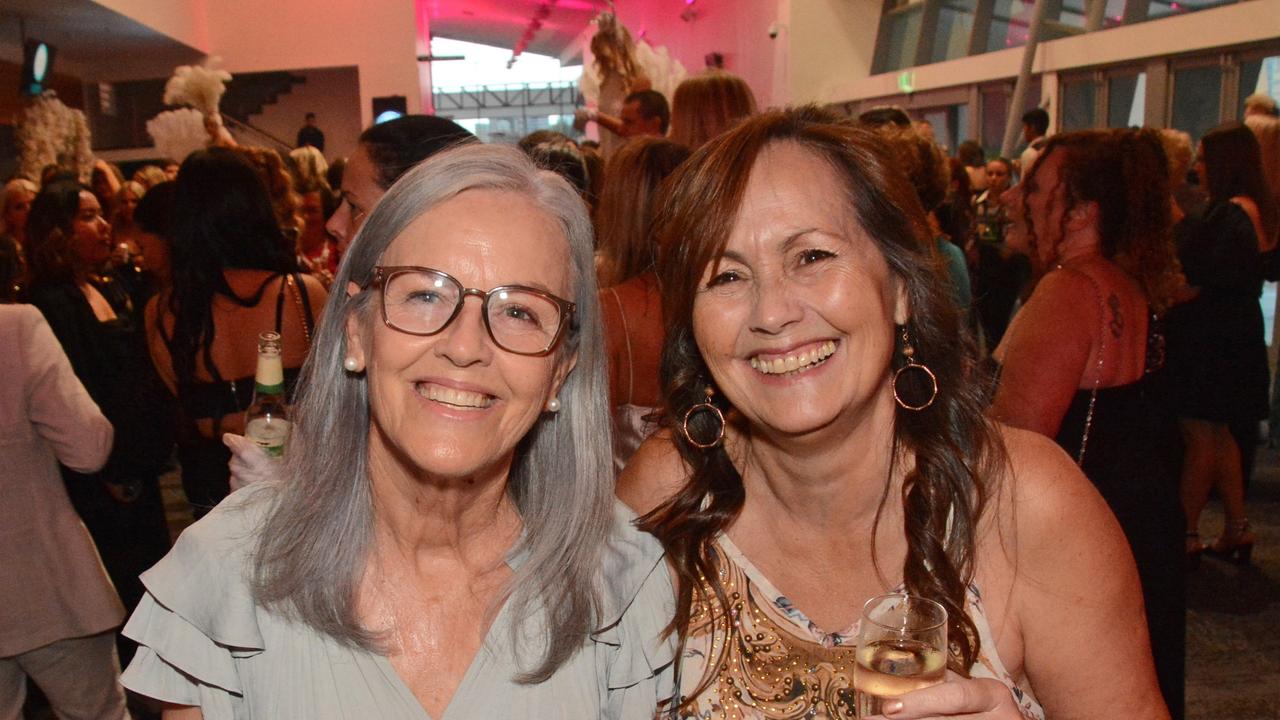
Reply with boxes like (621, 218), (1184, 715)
(244, 331), (290, 457)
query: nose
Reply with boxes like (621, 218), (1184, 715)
(326, 203), (351, 251)
(433, 296), (493, 368)
(748, 274), (803, 335)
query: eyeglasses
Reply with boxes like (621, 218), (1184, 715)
(368, 266), (576, 356)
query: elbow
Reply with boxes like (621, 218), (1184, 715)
(66, 417), (115, 473)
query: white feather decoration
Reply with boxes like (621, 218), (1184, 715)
(163, 59), (232, 117)
(146, 108), (209, 163)
(15, 91), (94, 182)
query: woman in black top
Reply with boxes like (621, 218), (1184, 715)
(25, 179), (175, 663)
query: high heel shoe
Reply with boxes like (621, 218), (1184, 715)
(1186, 532), (1205, 570)
(1205, 519), (1256, 565)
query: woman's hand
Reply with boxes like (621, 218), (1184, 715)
(223, 433), (278, 491)
(870, 675), (1028, 719)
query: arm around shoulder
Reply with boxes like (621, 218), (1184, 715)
(1002, 426), (1169, 719)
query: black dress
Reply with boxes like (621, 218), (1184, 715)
(27, 273), (176, 663)
(1056, 376), (1185, 720)
(1164, 201), (1270, 423)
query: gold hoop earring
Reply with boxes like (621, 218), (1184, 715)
(893, 326), (938, 411)
(680, 385), (726, 449)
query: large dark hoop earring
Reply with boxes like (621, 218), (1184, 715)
(893, 326), (938, 411)
(680, 385), (726, 449)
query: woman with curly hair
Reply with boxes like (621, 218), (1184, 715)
(621, 109), (1166, 718)
(991, 128), (1185, 718)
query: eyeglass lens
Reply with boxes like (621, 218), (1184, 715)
(382, 269), (563, 354)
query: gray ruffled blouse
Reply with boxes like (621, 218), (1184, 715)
(121, 485), (676, 719)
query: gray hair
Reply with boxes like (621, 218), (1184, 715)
(252, 143), (615, 681)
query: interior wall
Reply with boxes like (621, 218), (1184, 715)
(788, 0), (881, 104)
(242, 67), (362, 164)
(91, 0), (211, 53)
(203, 1), (420, 128)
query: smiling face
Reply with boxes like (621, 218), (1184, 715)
(72, 191), (113, 268)
(691, 142), (907, 440)
(347, 189), (577, 484)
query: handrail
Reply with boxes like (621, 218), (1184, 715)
(221, 113), (294, 152)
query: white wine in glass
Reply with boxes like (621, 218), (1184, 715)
(853, 593), (947, 717)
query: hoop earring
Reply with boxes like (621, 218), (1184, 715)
(893, 326), (938, 411)
(680, 385), (726, 450)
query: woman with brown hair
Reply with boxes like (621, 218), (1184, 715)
(1170, 123), (1278, 566)
(990, 128), (1186, 718)
(621, 109), (1166, 718)
(667, 70), (757, 151)
(595, 137), (690, 469)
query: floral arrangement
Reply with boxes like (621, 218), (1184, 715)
(15, 91), (94, 182)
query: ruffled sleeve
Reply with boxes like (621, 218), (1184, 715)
(591, 503), (678, 717)
(120, 484), (273, 716)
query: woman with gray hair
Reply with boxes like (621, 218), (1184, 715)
(119, 143), (675, 718)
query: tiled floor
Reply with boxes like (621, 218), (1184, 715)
(1185, 446), (1280, 720)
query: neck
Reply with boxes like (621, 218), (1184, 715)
(366, 424), (522, 570)
(1054, 232), (1102, 267)
(736, 389), (904, 533)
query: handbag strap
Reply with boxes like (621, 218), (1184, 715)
(606, 286), (634, 405)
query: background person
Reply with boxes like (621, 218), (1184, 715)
(991, 128), (1187, 717)
(0, 304), (127, 720)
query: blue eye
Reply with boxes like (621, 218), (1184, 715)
(406, 290), (443, 304)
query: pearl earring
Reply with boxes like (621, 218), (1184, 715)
(546, 397), (561, 413)
(343, 357), (360, 372)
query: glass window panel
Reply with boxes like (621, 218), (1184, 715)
(982, 87), (1010, 156)
(1107, 73), (1146, 128)
(986, 0), (1034, 53)
(886, 9), (924, 72)
(1062, 78), (1099, 131)
(1171, 65), (1223, 145)
(1148, 0), (1235, 21)
(930, 1), (977, 64)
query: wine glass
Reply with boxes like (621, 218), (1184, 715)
(853, 593), (948, 718)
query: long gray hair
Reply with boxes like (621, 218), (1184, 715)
(252, 143), (615, 681)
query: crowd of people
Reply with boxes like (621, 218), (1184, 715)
(2, 61), (1279, 720)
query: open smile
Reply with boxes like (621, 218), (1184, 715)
(749, 340), (837, 376)
(414, 382), (494, 409)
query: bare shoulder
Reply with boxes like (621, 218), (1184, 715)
(996, 425), (1120, 546)
(617, 429), (692, 515)
(992, 425), (1165, 717)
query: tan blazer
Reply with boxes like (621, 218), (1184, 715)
(0, 303), (123, 656)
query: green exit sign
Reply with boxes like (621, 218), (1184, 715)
(897, 71), (915, 93)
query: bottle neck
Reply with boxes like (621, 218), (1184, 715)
(254, 352), (286, 396)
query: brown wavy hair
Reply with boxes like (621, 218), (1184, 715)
(1028, 129), (1183, 315)
(668, 71), (758, 151)
(642, 108), (1008, 684)
(595, 137), (691, 287)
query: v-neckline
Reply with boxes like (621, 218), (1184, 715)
(372, 592), (514, 720)
(716, 533), (862, 644)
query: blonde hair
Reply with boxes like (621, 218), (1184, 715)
(1157, 128), (1193, 186)
(668, 71), (758, 150)
(589, 13), (642, 87)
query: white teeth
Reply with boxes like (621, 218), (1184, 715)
(416, 383), (492, 408)
(749, 341), (837, 375)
